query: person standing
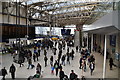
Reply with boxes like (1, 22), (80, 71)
(1, 67), (7, 80)
(9, 64), (16, 79)
(44, 56), (48, 67)
(59, 69), (65, 80)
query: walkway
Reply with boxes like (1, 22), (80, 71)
(1, 46), (118, 79)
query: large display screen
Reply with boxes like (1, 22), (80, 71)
(61, 29), (71, 35)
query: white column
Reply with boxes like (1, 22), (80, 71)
(91, 34), (93, 52)
(103, 35), (107, 79)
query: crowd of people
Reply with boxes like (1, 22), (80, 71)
(1, 39), (117, 80)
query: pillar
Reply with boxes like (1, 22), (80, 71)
(103, 35), (107, 79)
(116, 33), (120, 53)
(87, 33), (89, 50)
(75, 24), (83, 49)
(91, 34), (93, 52)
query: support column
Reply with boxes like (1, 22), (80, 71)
(74, 24), (83, 47)
(85, 33), (89, 50)
(103, 35), (107, 79)
(49, 16), (52, 36)
(91, 34), (93, 52)
(49, 24), (52, 36)
(79, 29), (82, 49)
(78, 25), (83, 49)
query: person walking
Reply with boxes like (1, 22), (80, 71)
(89, 62), (95, 75)
(50, 56), (53, 67)
(71, 49), (75, 60)
(27, 58), (33, 69)
(53, 47), (57, 55)
(79, 57), (83, 69)
(36, 63), (42, 76)
(67, 54), (70, 65)
(54, 61), (59, 76)
(18, 57), (24, 67)
(76, 46), (78, 52)
(44, 56), (48, 67)
(9, 64), (16, 79)
(33, 54), (36, 62)
(59, 64), (63, 70)
(38, 46), (41, 56)
(44, 49), (47, 56)
(59, 69), (65, 80)
(61, 55), (66, 66)
(51, 65), (54, 75)
(109, 58), (117, 70)
(36, 52), (39, 61)
(1, 67), (7, 80)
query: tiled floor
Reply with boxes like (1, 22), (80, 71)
(1, 46), (119, 79)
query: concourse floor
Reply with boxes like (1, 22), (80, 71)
(1, 46), (119, 79)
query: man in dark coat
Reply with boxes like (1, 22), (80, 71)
(69, 70), (77, 80)
(109, 58), (117, 70)
(71, 49), (75, 60)
(1, 67), (7, 80)
(59, 69), (65, 80)
(9, 64), (16, 79)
